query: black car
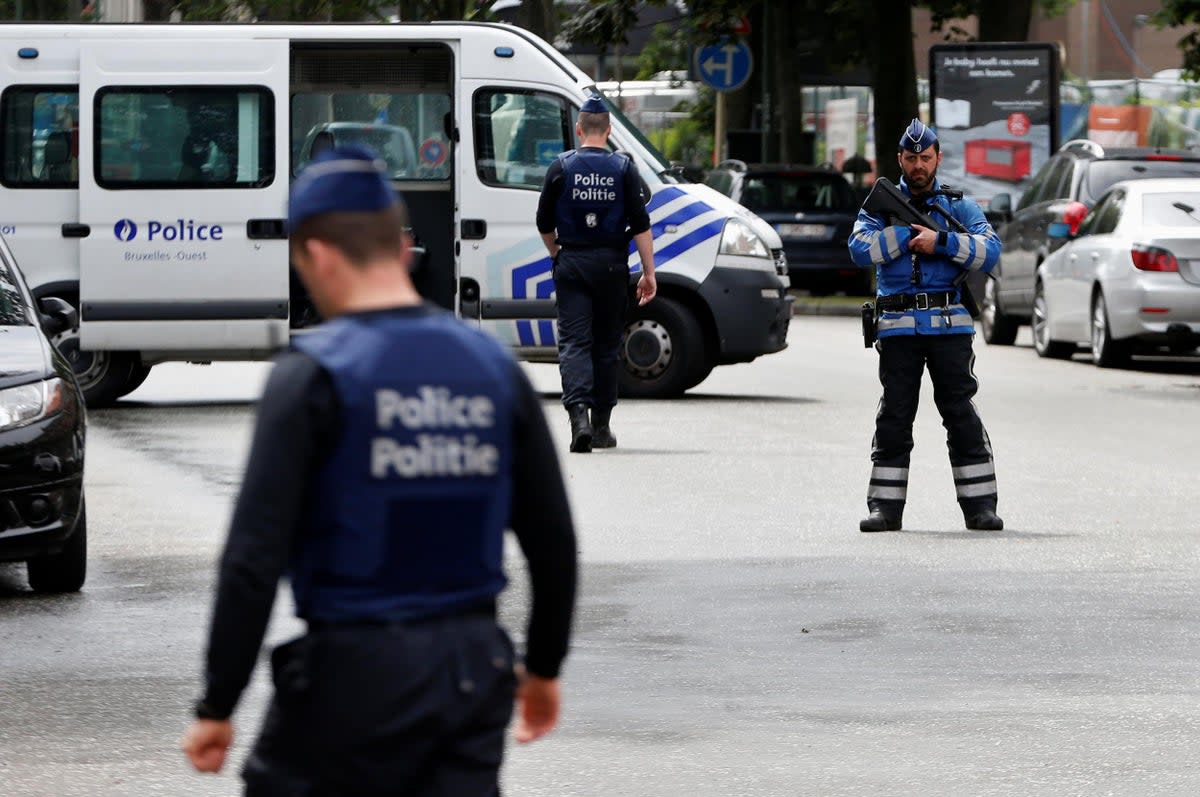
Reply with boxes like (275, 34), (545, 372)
(705, 161), (869, 295)
(982, 139), (1200, 345)
(0, 236), (87, 593)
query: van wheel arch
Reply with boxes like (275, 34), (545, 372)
(37, 288), (148, 406)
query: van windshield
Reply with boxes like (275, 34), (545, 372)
(590, 87), (680, 182)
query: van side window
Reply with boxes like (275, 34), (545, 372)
(95, 86), (273, 189)
(1, 87), (80, 188)
(473, 90), (572, 189)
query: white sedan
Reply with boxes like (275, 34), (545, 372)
(1033, 178), (1200, 367)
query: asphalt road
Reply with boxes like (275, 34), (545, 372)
(2, 319), (1199, 796)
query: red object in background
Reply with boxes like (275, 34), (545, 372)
(1007, 113), (1030, 136)
(1062, 201), (1089, 236)
(964, 139), (1032, 182)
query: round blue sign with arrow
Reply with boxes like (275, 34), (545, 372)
(694, 39), (753, 92)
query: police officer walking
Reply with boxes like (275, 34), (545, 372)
(536, 93), (657, 453)
(182, 144), (578, 796)
(849, 119), (1004, 532)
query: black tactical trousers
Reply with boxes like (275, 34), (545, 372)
(241, 613), (516, 797)
(553, 247), (631, 409)
(868, 333), (998, 514)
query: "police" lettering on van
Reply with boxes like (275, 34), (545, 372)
(113, 218), (224, 242)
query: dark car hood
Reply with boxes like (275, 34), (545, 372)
(754, 210), (852, 224)
(0, 326), (53, 389)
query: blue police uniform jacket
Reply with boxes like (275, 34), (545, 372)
(554, 149), (630, 248)
(848, 177), (1001, 337)
(290, 311), (515, 623)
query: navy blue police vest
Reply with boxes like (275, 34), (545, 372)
(554, 148), (629, 247)
(290, 309), (515, 623)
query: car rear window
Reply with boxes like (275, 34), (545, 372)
(1084, 160), (1200, 203)
(1143, 191), (1200, 227)
(741, 173), (856, 213)
(0, 259), (32, 326)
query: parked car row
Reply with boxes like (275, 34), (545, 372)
(704, 159), (869, 295)
(983, 139), (1200, 368)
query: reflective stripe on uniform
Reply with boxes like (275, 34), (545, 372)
(868, 484), (907, 500)
(947, 312), (975, 328)
(882, 227), (902, 260)
(965, 235), (991, 270)
(877, 314), (917, 332)
(952, 462), (994, 480)
(956, 480), (998, 498)
(872, 466), (908, 481)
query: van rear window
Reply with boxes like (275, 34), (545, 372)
(96, 86), (273, 189)
(1, 86), (79, 189)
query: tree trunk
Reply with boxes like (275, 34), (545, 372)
(977, 0), (1034, 42)
(864, 0), (917, 183)
(771, 0), (806, 163)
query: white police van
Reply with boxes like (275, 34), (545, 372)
(0, 22), (792, 405)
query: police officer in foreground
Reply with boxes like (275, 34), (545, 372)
(181, 144), (578, 795)
(848, 119), (1004, 532)
(536, 93), (657, 453)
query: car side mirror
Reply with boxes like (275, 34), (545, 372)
(37, 296), (78, 338)
(988, 192), (1013, 220)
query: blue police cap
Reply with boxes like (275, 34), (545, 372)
(288, 143), (399, 232)
(898, 118), (938, 153)
(580, 94), (607, 115)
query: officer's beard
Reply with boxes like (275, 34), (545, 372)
(904, 163), (937, 196)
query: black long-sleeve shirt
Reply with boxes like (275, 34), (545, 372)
(199, 306), (577, 719)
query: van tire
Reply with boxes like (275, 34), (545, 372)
(27, 502), (87, 594)
(618, 297), (705, 398)
(47, 294), (144, 407)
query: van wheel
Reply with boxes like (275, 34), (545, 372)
(28, 502), (87, 593)
(54, 332), (141, 407)
(618, 297), (705, 398)
(981, 277), (1019, 345)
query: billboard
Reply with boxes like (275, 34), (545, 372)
(929, 43), (1060, 209)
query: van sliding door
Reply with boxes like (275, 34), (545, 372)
(77, 39), (289, 354)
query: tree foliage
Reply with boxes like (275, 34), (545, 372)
(1154, 1), (1200, 79)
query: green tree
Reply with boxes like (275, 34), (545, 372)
(1154, 1), (1200, 79)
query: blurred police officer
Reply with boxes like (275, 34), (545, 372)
(182, 144), (578, 796)
(849, 119), (1004, 532)
(536, 94), (657, 453)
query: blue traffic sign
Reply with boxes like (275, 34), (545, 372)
(694, 40), (753, 92)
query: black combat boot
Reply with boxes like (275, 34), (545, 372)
(567, 404), (592, 453)
(859, 500), (903, 532)
(963, 504), (1004, 531)
(591, 406), (617, 449)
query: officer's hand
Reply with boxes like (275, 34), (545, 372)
(636, 272), (657, 306)
(909, 224), (938, 255)
(181, 718), (234, 773)
(514, 674), (561, 743)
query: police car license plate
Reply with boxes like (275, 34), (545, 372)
(777, 223), (830, 239)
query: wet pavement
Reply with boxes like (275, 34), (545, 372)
(2, 319), (1199, 796)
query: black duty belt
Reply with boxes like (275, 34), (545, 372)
(877, 291), (957, 311)
(307, 600), (497, 631)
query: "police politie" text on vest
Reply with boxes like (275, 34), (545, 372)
(372, 386), (499, 478)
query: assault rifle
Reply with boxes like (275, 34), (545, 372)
(861, 177), (982, 320)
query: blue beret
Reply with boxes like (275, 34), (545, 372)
(580, 94), (608, 115)
(288, 143), (399, 232)
(898, 118), (938, 153)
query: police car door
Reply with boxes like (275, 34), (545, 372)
(0, 39), (82, 304)
(77, 38), (290, 354)
(460, 84), (577, 351)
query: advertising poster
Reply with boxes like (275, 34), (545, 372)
(930, 43), (1060, 209)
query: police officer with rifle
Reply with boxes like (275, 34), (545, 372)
(849, 119), (1004, 532)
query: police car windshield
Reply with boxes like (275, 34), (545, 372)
(588, 87), (680, 182)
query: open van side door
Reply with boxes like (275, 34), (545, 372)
(77, 38), (290, 354)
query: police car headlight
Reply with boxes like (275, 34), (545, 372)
(718, 219), (772, 258)
(0, 378), (65, 431)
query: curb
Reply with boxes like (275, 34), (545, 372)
(791, 299), (867, 318)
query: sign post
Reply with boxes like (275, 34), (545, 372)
(694, 38), (753, 166)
